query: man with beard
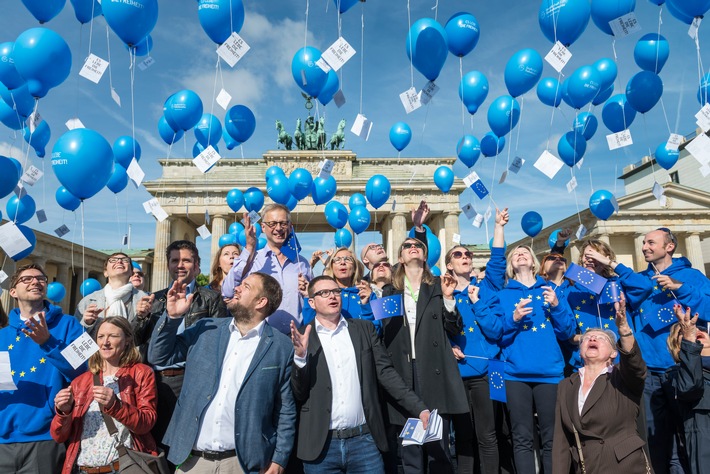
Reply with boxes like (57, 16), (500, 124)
(148, 272), (295, 473)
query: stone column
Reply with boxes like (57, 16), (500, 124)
(55, 262), (71, 313)
(32, 256), (48, 270)
(633, 234), (646, 272)
(1, 258), (16, 313)
(152, 217), (173, 292)
(598, 234), (610, 244)
(442, 212), (460, 268)
(683, 233), (705, 275)
(388, 213), (407, 263)
(210, 215), (227, 266)
(570, 245), (580, 266)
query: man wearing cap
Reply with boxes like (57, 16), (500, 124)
(130, 262), (147, 292)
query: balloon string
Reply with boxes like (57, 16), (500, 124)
(589, 167), (594, 194)
(41, 159), (46, 213)
(106, 25), (116, 102)
(655, 6), (662, 74)
(87, 1), (96, 56)
(208, 56), (220, 154)
(431, 0), (439, 21)
(460, 57), (465, 136)
(658, 98), (672, 136)
(642, 113), (659, 183)
(80, 201), (86, 284)
(359, 3), (365, 115)
(571, 166), (583, 226)
(129, 47), (137, 189)
(114, 194), (122, 248)
(304, 0), (310, 49)
(407, 0), (414, 88)
(229, 0), (234, 38)
(71, 211), (77, 278)
(545, 72), (563, 151)
(510, 96), (524, 170)
(613, 164), (618, 196)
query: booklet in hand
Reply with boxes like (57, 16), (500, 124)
(399, 409), (443, 446)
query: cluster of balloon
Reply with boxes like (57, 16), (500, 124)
(365, 175), (391, 209)
(407, 225), (441, 267)
(389, 122), (412, 152)
(654, 142), (679, 170)
(457, 135), (481, 167)
(6, 194), (36, 224)
(0, 156), (21, 199)
(434, 166), (454, 193)
(198, 0), (245, 44)
(22, 119), (51, 157)
(548, 229), (570, 250)
(224, 105), (256, 149)
(103, 0), (158, 48)
(52, 129), (114, 201)
(81, 278), (102, 297)
(56, 186), (81, 212)
(334, 228), (353, 248)
(589, 189), (617, 220)
(11, 27), (72, 98)
(161, 90), (203, 145)
(406, 18), (448, 82)
(521, 211), (543, 238)
(47, 282), (66, 302)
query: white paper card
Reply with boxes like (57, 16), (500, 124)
(461, 203), (476, 220)
(333, 90), (346, 108)
(79, 54), (109, 84)
(318, 159), (335, 179)
(143, 198), (160, 214)
(0, 222), (32, 257)
(61, 332), (100, 370)
(151, 206), (169, 222)
(612, 195), (620, 213)
(27, 112), (41, 133)
(483, 206), (493, 222)
(127, 159), (144, 187)
(609, 12), (641, 38)
(659, 195), (667, 206)
(241, 210), (261, 226)
(463, 171), (482, 188)
(0, 271), (8, 284)
(216, 88), (231, 110)
(452, 233), (461, 244)
(689, 17), (702, 40)
(566, 176), (578, 193)
(193, 145), (222, 173)
(695, 104), (710, 132)
(13, 184), (26, 199)
(509, 157), (525, 174)
(472, 214), (484, 228)
(111, 88), (121, 107)
(54, 225), (70, 238)
(65, 118), (85, 130)
(419, 81), (440, 105)
(685, 133), (710, 165)
(666, 133), (683, 151)
(652, 181), (665, 200)
(0, 352), (17, 391)
(534, 150), (564, 179)
(545, 41), (572, 73)
(321, 36), (356, 72)
(606, 130), (633, 150)
(350, 114), (373, 140)
(197, 225), (211, 240)
(216, 32), (250, 68)
(137, 56), (155, 71)
(576, 224), (587, 240)
(315, 57), (332, 74)
(21, 166), (43, 186)
(36, 209), (47, 223)
(699, 163), (710, 177)
(400, 87), (421, 114)
(499, 171), (508, 184)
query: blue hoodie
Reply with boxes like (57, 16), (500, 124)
(632, 257), (710, 372)
(474, 246), (507, 299)
(0, 303), (86, 443)
(302, 286), (379, 331)
(497, 276), (575, 383)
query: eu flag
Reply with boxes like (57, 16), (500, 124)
(488, 359), (507, 403)
(564, 263), (607, 295)
(598, 281), (621, 304)
(471, 178), (489, 199)
(646, 298), (679, 332)
(281, 231), (302, 263)
(371, 294), (403, 321)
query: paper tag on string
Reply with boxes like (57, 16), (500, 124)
(54, 225), (70, 237)
(0, 271), (7, 284)
(461, 203), (476, 220)
(111, 88), (121, 107)
(576, 224), (587, 240)
(606, 130), (633, 150)
(499, 171), (508, 184)
(196, 225), (211, 240)
(576, 158), (584, 169)
(351, 114), (373, 140)
(0, 222), (32, 257)
(151, 205), (169, 222)
(27, 112), (41, 133)
(142, 198), (161, 214)
(316, 57), (332, 73)
(400, 87), (421, 114)
(545, 41), (572, 73)
(0, 352), (17, 392)
(462, 171), (483, 188)
(695, 104), (710, 131)
(652, 182), (665, 201)
(216, 32), (250, 68)
(321, 36), (356, 72)
(419, 81), (439, 105)
(452, 233), (461, 244)
(204, 209), (210, 226)
(79, 54), (109, 84)
(216, 88), (231, 110)
(36, 210), (47, 223)
(566, 176), (578, 193)
(689, 17), (702, 40)
(318, 159), (335, 179)
(609, 12), (641, 38)
(13, 184), (26, 199)
(21, 166), (43, 186)
(666, 133), (683, 151)
(61, 332), (100, 370)
(127, 159), (144, 187)
(241, 210), (261, 226)
(193, 146), (221, 173)
(137, 57), (155, 71)
(483, 206), (493, 222)
(612, 196), (620, 213)
(333, 90), (346, 108)
(509, 157), (525, 174)
(472, 214), (484, 228)
(122, 234), (128, 246)
(534, 150), (564, 179)
(685, 133), (710, 165)
(699, 163), (710, 177)
(65, 118), (85, 130)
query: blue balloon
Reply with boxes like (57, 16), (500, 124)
(289, 168), (313, 201)
(226, 188), (244, 212)
(634, 33), (669, 73)
(602, 94), (636, 132)
(698, 72), (710, 105)
(539, 0), (591, 46)
(265, 166), (285, 182)
(349, 205), (371, 234)
(365, 175), (391, 209)
(573, 112), (598, 140)
(222, 128), (239, 150)
(52, 129), (114, 200)
(198, 0), (244, 44)
(489, 237), (507, 251)
(389, 122), (412, 152)
(0, 43), (25, 90)
(434, 166), (454, 193)
(225, 105), (256, 143)
(426, 232), (441, 267)
(106, 164), (129, 194)
(537, 77), (562, 107)
(229, 222), (245, 236)
(312, 176), (337, 205)
(219, 233), (237, 248)
(192, 142), (219, 159)
(349, 193), (367, 209)
(591, 0), (636, 35)
(258, 235), (268, 249)
(333, 0), (359, 13)
(430, 266), (441, 276)
(487, 95), (521, 137)
(236, 230), (246, 246)
(124, 35), (152, 56)
(480, 132), (505, 157)
(592, 85), (614, 106)
(46, 282), (66, 302)
(164, 90), (203, 131)
(334, 228), (352, 248)
(504, 49), (543, 98)
(655, 142), (679, 170)
(457, 135), (481, 167)
(0, 101), (24, 130)
(285, 195), (298, 211)
(548, 229), (570, 249)
(244, 187), (264, 212)
(194, 113), (222, 147)
(6, 194), (36, 224)
(593, 58), (617, 91)
(102, 0), (158, 46)
(558, 131), (586, 167)
(648, 0), (664, 4)
(23, 120), (50, 157)
(567, 66), (601, 109)
(0, 82), (35, 118)
(0, 156), (20, 199)
(21, 0), (66, 24)
(589, 189), (617, 220)
(325, 201), (348, 229)
(406, 18), (448, 82)
(80, 278), (102, 297)
(521, 211), (543, 237)
(266, 174), (291, 205)
(8, 158), (22, 177)
(666, 0), (696, 23)
(70, 0), (102, 24)
(11, 224), (36, 261)
(667, 0), (710, 18)
(158, 116), (184, 145)
(12, 28), (72, 98)
(445, 12), (480, 57)
(56, 186), (80, 211)
(112, 135), (141, 168)
(318, 70), (340, 106)
(626, 71), (663, 114)
(291, 47), (328, 98)
(459, 71), (489, 114)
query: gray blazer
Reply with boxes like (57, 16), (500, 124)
(75, 288), (149, 338)
(147, 315), (296, 472)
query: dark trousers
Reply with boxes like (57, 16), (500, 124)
(505, 381), (557, 474)
(0, 439), (65, 474)
(644, 371), (687, 474)
(453, 376), (499, 474)
(153, 370), (184, 470)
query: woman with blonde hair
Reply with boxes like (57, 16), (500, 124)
(208, 243), (240, 293)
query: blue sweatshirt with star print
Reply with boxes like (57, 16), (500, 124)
(0, 303), (86, 443)
(497, 277), (575, 383)
(302, 286), (379, 332)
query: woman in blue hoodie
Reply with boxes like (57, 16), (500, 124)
(497, 245), (575, 474)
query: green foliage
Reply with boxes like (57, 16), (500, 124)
(196, 273), (210, 287)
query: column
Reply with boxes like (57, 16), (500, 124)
(442, 212), (460, 267)
(210, 215), (227, 266)
(152, 217), (173, 292)
(388, 213), (407, 263)
(1, 258), (16, 313)
(633, 234), (646, 272)
(54, 262), (71, 313)
(598, 234), (610, 244)
(683, 233), (705, 275)
(32, 256), (47, 270)
(569, 245), (580, 266)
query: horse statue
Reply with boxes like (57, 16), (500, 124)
(275, 120), (292, 150)
(317, 117), (327, 150)
(328, 119), (346, 150)
(294, 118), (305, 150)
(304, 116), (317, 150)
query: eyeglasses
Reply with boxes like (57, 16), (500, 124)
(545, 255), (567, 263)
(372, 261), (391, 269)
(452, 250), (473, 259)
(17, 275), (48, 285)
(263, 221), (291, 229)
(132, 271), (144, 278)
(366, 244), (384, 252)
(108, 257), (131, 264)
(580, 333), (613, 345)
(656, 227), (678, 246)
(312, 288), (342, 299)
(332, 256), (354, 264)
(402, 242), (424, 250)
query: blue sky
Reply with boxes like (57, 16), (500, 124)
(0, 0), (704, 270)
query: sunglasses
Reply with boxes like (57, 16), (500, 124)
(452, 250), (473, 259)
(402, 242), (424, 250)
(545, 256), (567, 263)
(656, 227), (678, 246)
(372, 261), (391, 269)
(133, 271), (145, 278)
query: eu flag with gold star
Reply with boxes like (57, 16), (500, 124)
(372, 295), (403, 321)
(281, 230), (302, 263)
(565, 263), (607, 294)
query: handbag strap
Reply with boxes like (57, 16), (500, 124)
(572, 426), (587, 474)
(92, 373), (128, 457)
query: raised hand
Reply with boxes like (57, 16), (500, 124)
(22, 312), (50, 345)
(83, 304), (104, 325)
(92, 385), (117, 408)
(440, 273), (457, 300)
(136, 294), (155, 319)
(166, 280), (193, 318)
(412, 200), (430, 230)
(356, 279), (373, 304)
(244, 215), (257, 254)
(495, 207), (509, 227)
(452, 345), (465, 360)
(468, 285), (480, 304)
(583, 248), (613, 267)
(297, 273), (309, 298)
(674, 304), (699, 342)
(54, 386), (74, 414)
(652, 274), (682, 292)
(541, 286), (559, 307)
(513, 299), (533, 322)
(290, 320), (311, 359)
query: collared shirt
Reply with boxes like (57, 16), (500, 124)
(577, 365), (614, 415)
(222, 247), (313, 334)
(402, 283), (456, 360)
(153, 279), (197, 371)
(194, 319), (265, 452)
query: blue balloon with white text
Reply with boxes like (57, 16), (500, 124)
(198, 0), (245, 44)
(52, 128), (114, 200)
(102, 0), (158, 46)
(538, 0), (590, 46)
(445, 12), (480, 57)
(504, 49), (543, 98)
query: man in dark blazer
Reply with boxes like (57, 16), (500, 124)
(148, 272), (295, 473)
(290, 275), (430, 473)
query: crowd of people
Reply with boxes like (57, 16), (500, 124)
(1, 201), (709, 474)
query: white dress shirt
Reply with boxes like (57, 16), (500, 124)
(194, 319), (265, 451)
(402, 283), (456, 360)
(577, 365), (613, 415)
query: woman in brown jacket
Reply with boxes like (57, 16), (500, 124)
(552, 294), (651, 474)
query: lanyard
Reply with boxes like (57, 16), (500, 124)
(404, 276), (419, 303)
